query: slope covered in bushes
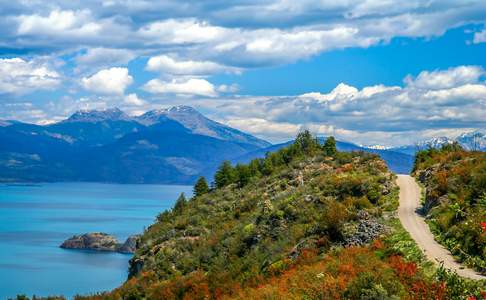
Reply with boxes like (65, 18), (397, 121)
(60, 134), (485, 299)
(413, 143), (486, 273)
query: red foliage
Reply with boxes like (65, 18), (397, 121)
(389, 255), (418, 279)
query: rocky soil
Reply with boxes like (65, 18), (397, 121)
(343, 211), (386, 246)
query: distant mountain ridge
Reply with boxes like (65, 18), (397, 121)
(0, 106), (269, 184)
(2, 106), (481, 183)
(383, 131), (486, 156)
(136, 106), (270, 148)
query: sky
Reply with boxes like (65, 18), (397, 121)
(0, 0), (485, 146)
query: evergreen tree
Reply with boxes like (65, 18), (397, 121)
(194, 176), (209, 197)
(235, 164), (251, 188)
(261, 157), (274, 175)
(323, 136), (337, 156)
(173, 193), (187, 213)
(294, 130), (320, 154)
(214, 161), (237, 188)
(248, 159), (262, 177)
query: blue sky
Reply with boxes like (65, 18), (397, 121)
(0, 1), (485, 145)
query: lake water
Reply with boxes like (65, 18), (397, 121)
(0, 183), (192, 299)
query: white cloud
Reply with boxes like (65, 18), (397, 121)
(75, 48), (135, 69)
(124, 93), (146, 106)
(4, 2), (486, 69)
(225, 118), (301, 142)
(17, 9), (101, 37)
(0, 57), (61, 94)
(146, 55), (238, 76)
(191, 65), (486, 145)
(404, 65), (484, 89)
(423, 84), (486, 102)
(138, 18), (226, 44)
(144, 78), (218, 97)
(473, 27), (486, 44)
(81, 67), (133, 95)
(217, 84), (239, 93)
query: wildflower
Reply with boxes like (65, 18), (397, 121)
(481, 222), (486, 232)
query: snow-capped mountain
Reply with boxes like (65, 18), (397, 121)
(137, 105), (270, 148)
(387, 131), (485, 155)
(362, 145), (391, 150)
(64, 108), (131, 123)
(456, 131), (485, 151)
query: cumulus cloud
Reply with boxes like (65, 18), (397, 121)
(404, 65), (484, 89)
(81, 67), (133, 95)
(124, 93), (146, 106)
(197, 65), (486, 145)
(473, 26), (486, 44)
(75, 48), (135, 70)
(144, 78), (218, 97)
(146, 55), (238, 76)
(17, 9), (101, 37)
(138, 18), (226, 44)
(3, 1), (486, 68)
(0, 57), (61, 94)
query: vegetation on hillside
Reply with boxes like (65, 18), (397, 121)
(413, 143), (486, 273)
(16, 133), (486, 299)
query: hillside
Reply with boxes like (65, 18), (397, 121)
(71, 133), (486, 300)
(413, 143), (486, 273)
(234, 138), (414, 174)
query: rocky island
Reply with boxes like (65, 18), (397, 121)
(60, 232), (140, 254)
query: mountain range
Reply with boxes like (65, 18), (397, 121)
(376, 131), (486, 156)
(0, 106), (269, 184)
(0, 106), (482, 183)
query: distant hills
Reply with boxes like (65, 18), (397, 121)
(0, 106), (269, 184)
(0, 106), (482, 183)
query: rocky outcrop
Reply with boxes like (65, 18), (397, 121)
(60, 232), (140, 254)
(343, 211), (386, 247)
(117, 234), (140, 253)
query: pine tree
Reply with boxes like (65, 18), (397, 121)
(294, 130), (321, 154)
(173, 193), (187, 213)
(235, 164), (251, 188)
(323, 136), (337, 156)
(214, 161), (237, 188)
(194, 176), (209, 197)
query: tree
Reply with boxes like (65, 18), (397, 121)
(294, 130), (320, 155)
(194, 176), (209, 197)
(173, 193), (187, 213)
(261, 157), (274, 176)
(323, 136), (337, 156)
(235, 164), (252, 188)
(214, 161), (237, 188)
(441, 141), (463, 152)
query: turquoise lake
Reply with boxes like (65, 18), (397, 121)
(0, 183), (192, 299)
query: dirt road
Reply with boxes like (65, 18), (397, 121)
(396, 174), (485, 280)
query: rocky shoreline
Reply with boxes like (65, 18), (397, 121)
(60, 232), (140, 254)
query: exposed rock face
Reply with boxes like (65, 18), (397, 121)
(60, 233), (139, 254)
(117, 235), (140, 254)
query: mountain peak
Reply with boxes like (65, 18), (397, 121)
(66, 108), (131, 123)
(137, 106), (202, 126)
(165, 105), (198, 114)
